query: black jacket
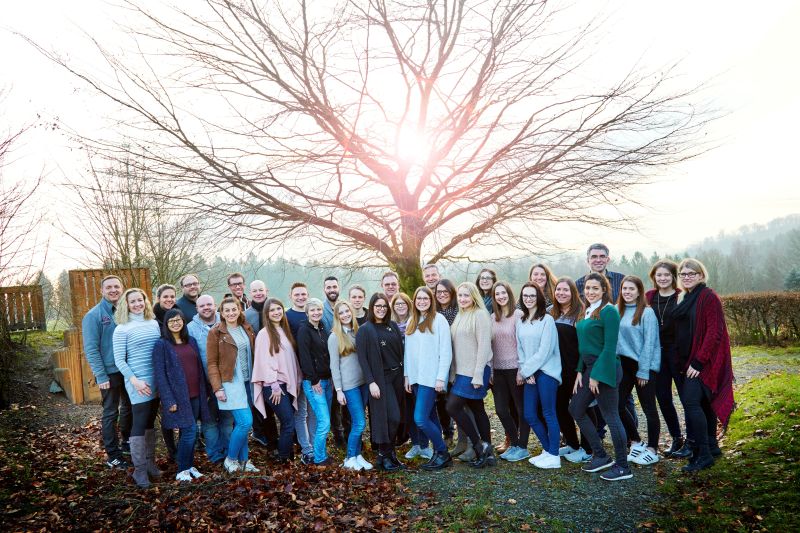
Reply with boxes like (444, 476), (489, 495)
(296, 320), (331, 385)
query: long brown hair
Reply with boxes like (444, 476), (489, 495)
(491, 281), (516, 321)
(262, 298), (295, 355)
(550, 277), (584, 323)
(435, 279), (457, 311)
(529, 263), (557, 303)
(618, 276), (646, 326)
(407, 286), (436, 335)
(519, 282), (546, 322)
(582, 273), (612, 320)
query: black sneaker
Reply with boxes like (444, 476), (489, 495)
(581, 455), (613, 473)
(682, 454), (714, 473)
(300, 453), (314, 465)
(600, 463), (633, 481)
(106, 457), (130, 469)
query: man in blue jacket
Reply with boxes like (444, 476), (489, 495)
(82, 275), (131, 469)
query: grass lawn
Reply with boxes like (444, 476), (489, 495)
(649, 371), (800, 531)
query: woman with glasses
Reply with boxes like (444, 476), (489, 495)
(672, 259), (734, 472)
(434, 278), (458, 448)
(404, 287), (453, 470)
(646, 260), (690, 458)
(152, 308), (210, 482)
(357, 293), (406, 471)
(475, 269), (497, 311)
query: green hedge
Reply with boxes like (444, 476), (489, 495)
(722, 291), (800, 345)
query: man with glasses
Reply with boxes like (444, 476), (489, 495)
(381, 271), (400, 300)
(226, 272), (249, 310)
(176, 274), (201, 320)
(575, 243), (625, 303)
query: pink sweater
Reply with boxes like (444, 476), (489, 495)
(252, 328), (301, 413)
(491, 309), (522, 370)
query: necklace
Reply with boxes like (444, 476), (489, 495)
(656, 292), (674, 326)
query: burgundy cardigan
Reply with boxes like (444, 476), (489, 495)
(685, 287), (735, 427)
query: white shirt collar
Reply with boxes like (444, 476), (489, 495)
(584, 300), (603, 319)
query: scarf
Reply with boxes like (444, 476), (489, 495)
(672, 283), (706, 369)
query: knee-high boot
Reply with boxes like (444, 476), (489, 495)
(129, 436), (150, 488)
(144, 429), (163, 479)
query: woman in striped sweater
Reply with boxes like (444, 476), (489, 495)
(113, 288), (162, 489)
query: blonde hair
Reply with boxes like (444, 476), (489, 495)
(331, 301), (358, 356)
(306, 298), (324, 314)
(115, 288), (155, 324)
(451, 282), (487, 337)
(677, 258), (710, 301)
(390, 292), (413, 323)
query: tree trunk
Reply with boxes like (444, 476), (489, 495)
(391, 255), (424, 296)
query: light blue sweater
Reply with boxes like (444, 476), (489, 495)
(112, 314), (161, 404)
(187, 311), (220, 375)
(82, 298), (118, 385)
(404, 313), (453, 388)
(516, 313), (562, 384)
(616, 304), (661, 379)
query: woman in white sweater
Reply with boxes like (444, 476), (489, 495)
(516, 282), (562, 469)
(404, 286), (453, 470)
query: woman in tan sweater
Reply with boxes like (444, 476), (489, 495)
(446, 282), (495, 468)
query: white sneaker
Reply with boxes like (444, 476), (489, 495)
(558, 445), (578, 457)
(223, 457), (240, 473)
(419, 447), (433, 460)
(626, 441), (647, 462)
(632, 448), (660, 466)
(355, 454), (373, 471)
(404, 445), (421, 459)
(528, 450), (547, 465)
(175, 469), (192, 482)
(188, 467), (203, 479)
(533, 451), (561, 469)
(564, 448), (592, 463)
(242, 460), (260, 473)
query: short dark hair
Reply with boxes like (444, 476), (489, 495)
(227, 272), (245, 285)
(586, 243), (610, 258)
(179, 273), (200, 287)
(324, 276), (338, 283)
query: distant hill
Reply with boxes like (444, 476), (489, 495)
(689, 214), (800, 255)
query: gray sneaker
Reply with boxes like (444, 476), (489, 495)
(600, 463), (633, 481)
(581, 454), (613, 473)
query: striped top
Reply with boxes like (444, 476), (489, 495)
(113, 314), (161, 405)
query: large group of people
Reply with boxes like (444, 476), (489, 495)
(82, 243), (735, 487)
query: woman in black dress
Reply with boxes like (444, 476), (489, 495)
(356, 293), (406, 471)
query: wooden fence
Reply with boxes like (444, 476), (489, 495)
(0, 285), (46, 332)
(51, 268), (152, 404)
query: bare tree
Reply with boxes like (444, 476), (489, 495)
(63, 150), (215, 288)
(35, 0), (715, 290)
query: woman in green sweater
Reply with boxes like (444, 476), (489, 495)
(568, 273), (632, 481)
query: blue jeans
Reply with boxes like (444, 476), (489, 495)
(523, 371), (560, 456)
(177, 397), (200, 472)
(227, 381), (254, 462)
(270, 384), (296, 459)
(343, 384), (369, 458)
(302, 379), (333, 463)
(407, 390), (429, 449)
(413, 385), (446, 453)
(294, 388), (317, 456)
(202, 394), (233, 463)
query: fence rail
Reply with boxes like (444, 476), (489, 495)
(0, 285), (46, 332)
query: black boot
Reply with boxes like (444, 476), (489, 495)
(376, 452), (400, 472)
(421, 451), (453, 471)
(389, 448), (407, 470)
(469, 441), (493, 469)
(663, 437), (684, 458)
(671, 438), (694, 459)
(682, 444), (714, 472)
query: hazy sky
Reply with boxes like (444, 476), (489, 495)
(2, 1), (799, 275)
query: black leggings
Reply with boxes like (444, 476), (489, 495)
(619, 357), (661, 448)
(683, 377), (717, 453)
(436, 392), (453, 437)
(655, 344), (688, 441)
(446, 394), (491, 446)
(492, 369), (530, 447)
(131, 400), (159, 437)
(557, 357), (593, 451)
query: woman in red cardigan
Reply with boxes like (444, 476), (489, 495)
(672, 258), (734, 472)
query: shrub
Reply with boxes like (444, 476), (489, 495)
(722, 291), (800, 345)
